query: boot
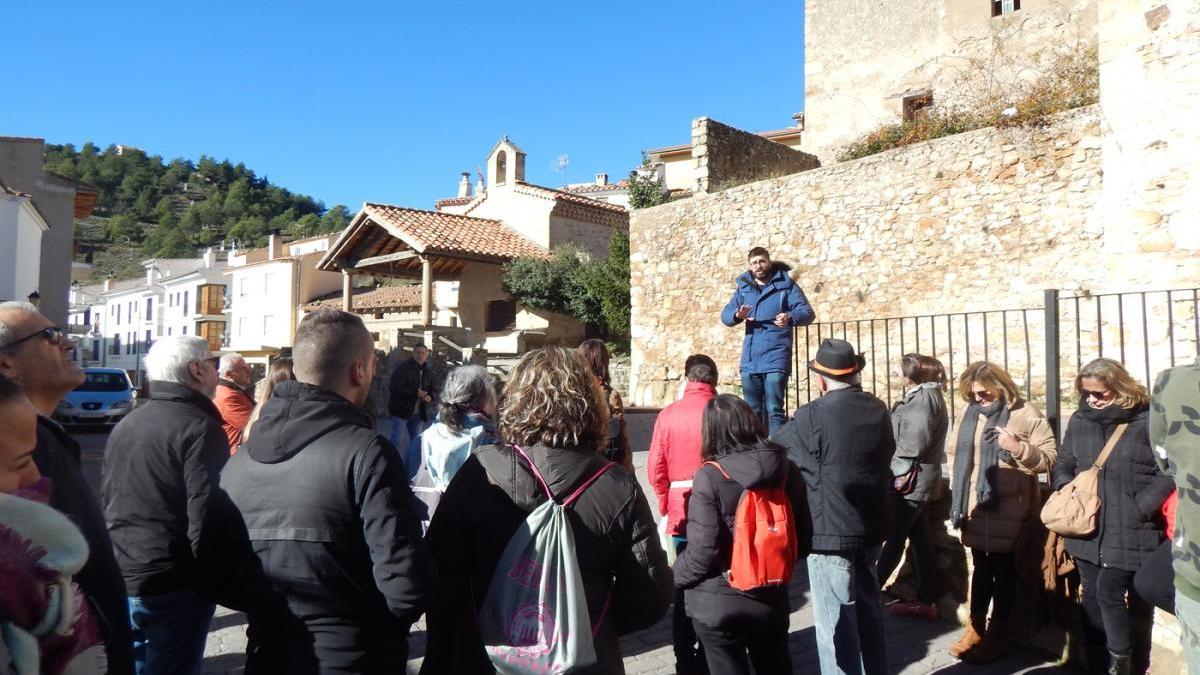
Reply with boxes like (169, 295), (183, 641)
(1106, 652), (1130, 675)
(961, 620), (1011, 664)
(948, 620), (985, 658)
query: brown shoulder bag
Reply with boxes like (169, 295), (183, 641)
(1040, 423), (1127, 537)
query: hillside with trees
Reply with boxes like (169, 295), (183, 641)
(47, 142), (351, 278)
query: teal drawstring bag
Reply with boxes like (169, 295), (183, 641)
(479, 445), (614, 674)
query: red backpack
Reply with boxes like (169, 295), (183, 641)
(704, 460), (799, 592)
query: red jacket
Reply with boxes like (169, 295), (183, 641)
(213, 380), (254, 453)
(647, 381), (717, 535)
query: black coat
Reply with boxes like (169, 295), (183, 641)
(421, 443), (673, 675)
(101, 381), (230, 597)
(221, 381), (436, 674)
(1052, 404), (1174, 571)
(34, 417), (134, 675)
(673, 445), (811, 629)
(772, 385), (895, 552)
(387, 358), (439, 420)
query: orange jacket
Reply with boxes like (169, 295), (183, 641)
(213, 380), (254, 454)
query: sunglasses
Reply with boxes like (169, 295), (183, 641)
(0, 326), (67, 351)
(1082, 389), (1113, 400)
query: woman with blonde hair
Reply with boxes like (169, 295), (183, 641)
(948, 361), (1057, 664)
(1052, 358), (1171, 675)
(421, 347), (672, 674)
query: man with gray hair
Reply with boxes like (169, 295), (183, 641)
(0, 300), (134, 674)
(213, 352), (254, 452)
(102, 335), (229, 675)
(773, 338), (895, 675)
(221, 308), (435, 672)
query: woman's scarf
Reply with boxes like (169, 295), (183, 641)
(0, 478), (106, 675)
(950, 400), (1011, 527)
(1068, 399), (1144, 464)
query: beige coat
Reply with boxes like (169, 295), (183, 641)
(949, 398), (1058, 553)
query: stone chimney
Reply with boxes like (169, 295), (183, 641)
(476, 174), (485, 196)
(103, 276), (113, 292)
(268, 233), (281, 261)
(595, 172), (608, 186)
(145, 264), (157, 286)
(458, 172), (473, 198)
(202, 247), (214, 268)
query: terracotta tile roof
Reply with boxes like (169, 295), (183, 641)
(562, 179), (630, 195)
(510, 182), (628, 215)
(364, 203), (547, 261)
(434, 195), (475, 209)
(0, 178), (31, 198)
(304, 284), (422, 312)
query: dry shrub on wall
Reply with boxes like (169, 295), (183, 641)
(837, 47), (1099, 161)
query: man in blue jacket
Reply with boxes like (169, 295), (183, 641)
(721, 247), (815, 434)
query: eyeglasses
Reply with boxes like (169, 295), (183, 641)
(0, 326), (67, 351)
(1082, 389), (1113, 401)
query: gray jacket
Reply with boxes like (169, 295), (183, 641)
(889, 382), (949, 503)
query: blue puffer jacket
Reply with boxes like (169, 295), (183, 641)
(720, 263), (815, 375)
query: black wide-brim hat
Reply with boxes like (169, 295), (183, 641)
(808, 338), (866, 379)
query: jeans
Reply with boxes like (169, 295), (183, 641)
(692, 616), (790, 675)
(1076, 558), (1152, 672)
(969, 549), (1016, 626)
(876, 494), (937, 604)
(1178, 590), (1200, 675)
(807, 548), (888, 675)
(741, 371), (789, 435)
(128, 589), (215, 675)
(405, 412), (429, 443)
(672, 537), (705, 672)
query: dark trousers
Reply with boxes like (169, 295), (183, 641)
(876, 495), (937, 603)
(1133, 539), (1175, 615)
(969, 549), (1016, 625)
(672, 538), (706, 672)
(1076, 558), (1153, 671)
(692, 616), (791, 675)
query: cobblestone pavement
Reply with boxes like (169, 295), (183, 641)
(75, 419), (1071, 674)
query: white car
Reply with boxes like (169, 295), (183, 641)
(55, 368), (136, 426)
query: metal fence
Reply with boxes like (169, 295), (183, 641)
(792, 287), (1200, 438)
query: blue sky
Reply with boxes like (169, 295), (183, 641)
(4, 1), (804, 212)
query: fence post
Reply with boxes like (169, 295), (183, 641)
(1044, 289), (1061, 441)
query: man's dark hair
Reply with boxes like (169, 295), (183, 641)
(684, 354), (718, 385)
(292, 308), (373, 385)
(0, 373), (23, 406)
(747, 246), (770, 261)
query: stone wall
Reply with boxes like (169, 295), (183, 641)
(692, 117), (820, 193)
(1097, 0), (1200, 257)
(803, 0), (1097, 163)
(630, 106), (1134, 405)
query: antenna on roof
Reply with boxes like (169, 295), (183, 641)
(555, 154), (569, 185)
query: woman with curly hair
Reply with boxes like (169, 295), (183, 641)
(1052, 358), (1172, 675)
(421, 347), (672, 674)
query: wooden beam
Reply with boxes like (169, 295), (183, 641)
(421, 256), (433, 325)
(354, 250), (419, 269)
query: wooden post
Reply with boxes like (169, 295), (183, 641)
(342, 270), (353, 312)
(421, 256), (433, 325)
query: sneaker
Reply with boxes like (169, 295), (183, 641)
(887, 600), (939, 621)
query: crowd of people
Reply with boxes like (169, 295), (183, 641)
(0, 243), (1197, 675)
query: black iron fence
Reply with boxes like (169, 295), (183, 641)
(792, 287), (1200, 438)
